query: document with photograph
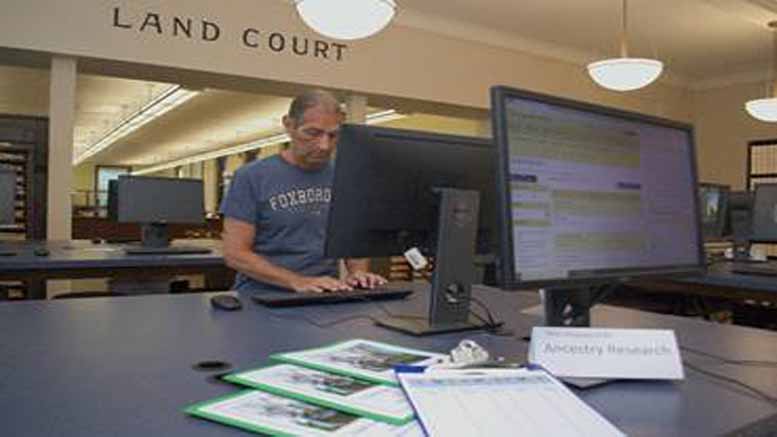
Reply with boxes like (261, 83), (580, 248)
(224, 364), (415, 425)
(272, 339), (445, 386)
(185, 390), (423, 437)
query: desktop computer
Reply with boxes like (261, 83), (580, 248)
(490, 85), (705, 326)
(726, 190), (754, 260)
(749, 183), (777, 244)
(108, 175), (211, 255)
(324, 124), (498, 335)
(699, 183), (729, 241)
(730, 183), (777, 275)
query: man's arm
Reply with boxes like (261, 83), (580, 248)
(222, 217), (350, 293)
(344, 258), (387, 289)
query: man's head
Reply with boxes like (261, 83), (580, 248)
(282, 89), (344, 170)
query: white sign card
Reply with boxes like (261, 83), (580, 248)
(529, 327), (684, 380)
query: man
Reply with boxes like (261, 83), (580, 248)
(221, 89), (386, 293)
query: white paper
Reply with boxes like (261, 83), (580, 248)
(229, 364), (414, 421)
(398, 369), (625, 437)
(274, 339), (445, 385)
(529, 327), (684, 380)
(196, 390), (423, 437)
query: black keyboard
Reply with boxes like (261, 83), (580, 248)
(731, 264), (777, 277)
(251, 288), (413, 307)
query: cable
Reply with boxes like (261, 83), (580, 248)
(684, 361), (777, 407)
(469, 295), (498, 326)
(680, 345), (777, 368)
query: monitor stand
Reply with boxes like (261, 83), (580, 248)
(539, 287), (595, 327)
(375, 188), (488, 336)
(124, 223), (212, 255)
(537, 286), (621, 390)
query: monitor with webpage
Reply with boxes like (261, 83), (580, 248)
(490, 85), (705, 326)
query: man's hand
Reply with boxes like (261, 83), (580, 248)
(290, 276), (352, 293)
(344, 271), (388, 289)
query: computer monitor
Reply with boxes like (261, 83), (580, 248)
(0, 166), (15, 226)
(699, 183), (729, 241)
(726, 190), (753, 251)
(491, 86), (705, 325)
(108, 175), (210, 255)
(325, 126), (497, 258)
(750, 183), (777, 243)
(325, 124), (498, 335)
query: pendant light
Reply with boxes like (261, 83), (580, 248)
(587, 0), (663, 91)
(294, 0), (397, 41)
(745, 21), (777, 122)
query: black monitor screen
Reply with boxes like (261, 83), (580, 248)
(110, 175), (204, 224)
(0, 167), (15, 226)
(491, 86), (704, 288)
(325, 124), (496, 259)
(699, 183), (729, 240)
(750, 183), (777, 243)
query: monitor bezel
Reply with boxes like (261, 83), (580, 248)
(491, 85), (706, 290)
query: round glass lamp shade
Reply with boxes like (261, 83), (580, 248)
(746, 98), (777, 122)
(295, 0), (397, 40)
(587, 58), (664, 91)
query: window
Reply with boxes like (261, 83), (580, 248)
(95, 166), (130, 210)
(748, 140), (777, 190)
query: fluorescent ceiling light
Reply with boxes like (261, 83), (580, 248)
(73, 85), (199, 165)
(131, 110), (404, 176)
(295, 0), (397, 40)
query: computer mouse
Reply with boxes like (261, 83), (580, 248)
(33, 248), (50, 257)
(210, 294), (242, 311)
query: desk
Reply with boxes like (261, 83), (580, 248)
(627, 261), (777, 305)
(0, 284), (775, 436)
(0, 239), (230, 299)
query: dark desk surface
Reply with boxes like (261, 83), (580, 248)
(0, 239), (224, 271)
(0, 240), (227, 299)
(629, 261), (777, 303)
(0, 284), (775, 437)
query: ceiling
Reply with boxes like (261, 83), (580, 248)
(399, 0), (777, 82)
(2, 0), (777, 171)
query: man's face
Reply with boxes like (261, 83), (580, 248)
(284, 105), (342, 170)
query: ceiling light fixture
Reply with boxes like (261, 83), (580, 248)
(745, 21), (777, 122)
(131, 110), (405, 176)
(587, 0), (663, 92)
(73, 85), (200, 165)
(294, 0), (397, 40)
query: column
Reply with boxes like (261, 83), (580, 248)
(47, 56), (77, 240)
(344, 93), (368, 124)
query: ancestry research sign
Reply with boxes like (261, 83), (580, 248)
(528, 327), (684, 380)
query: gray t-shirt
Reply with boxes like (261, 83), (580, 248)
(220, 155), (337, 292)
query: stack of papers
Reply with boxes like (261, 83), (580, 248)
(397, 368), (625, 437)
(185, 339), (439, 436)
(185, 338), (625, 436)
